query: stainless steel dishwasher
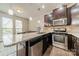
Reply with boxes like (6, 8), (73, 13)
(28, 37), (43, 56)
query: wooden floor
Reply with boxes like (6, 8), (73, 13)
(44, 46), (74, 56)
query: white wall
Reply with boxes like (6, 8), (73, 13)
(29, 15), (44, 31)
(0, 17), (2, 42)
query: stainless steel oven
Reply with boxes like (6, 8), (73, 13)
(54, 34), (65, 43)
(52, 28), (68, 50)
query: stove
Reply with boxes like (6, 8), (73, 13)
(52, 27), (68, 50)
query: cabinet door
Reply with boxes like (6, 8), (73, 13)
(68, 34), (73, 50)
(43, 35), (48, 54)
(72, 36), (77, 55)
(48, 33), (52, 46)
(76, 39), (79, 55)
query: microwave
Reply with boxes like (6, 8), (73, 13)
(53, 18), (67, 26)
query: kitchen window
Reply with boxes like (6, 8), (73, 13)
(0, 17), (16, 56)
(0, 11), (28, 56)
(2, 17), (13, 45)
(2, 17), (23, 45)
(15, 20), (22, 42)
(0, 17), (23, 56)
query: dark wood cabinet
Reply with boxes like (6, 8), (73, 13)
(66, 8), (72, 25)
(53, 7), (66, 19)
(44, 14), (53, 27)
(42, 35), (48, 54)
(52, 5), (72, 25)
(42, 33), (52, 54)
(71, 35), (77, 55)
(75, 38), (79, 56)
(68, 34), (73, 50)
(68, 34), (79, 56)
(48, 33), (52, 46)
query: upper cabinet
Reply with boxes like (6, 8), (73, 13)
(71, 4), (79, 25)
(44, 13), (53, 27)
(53, 6), (66, 19)
(53, 5), (71, 25)
(44, 5), (72, 27)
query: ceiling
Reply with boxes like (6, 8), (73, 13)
(0, 3), (75, 19)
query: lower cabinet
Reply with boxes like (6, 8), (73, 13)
(42, 35), (48, 54)
(76, 39), (79, 56)
(71, 35), (77, 55)
(69, 35), (79, 56)
(67, 34), (79, 56)
(68, 34), (72, 50)
(42, 33), (52, 54)
(48, 33), (52, 46)
(16, 33), (52, 56)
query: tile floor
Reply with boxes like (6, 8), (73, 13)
(44, 46), (74, 56)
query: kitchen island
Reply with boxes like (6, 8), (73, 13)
(3, 32), (52, 56)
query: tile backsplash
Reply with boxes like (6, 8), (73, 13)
(66, 25), (79, 33)
(43, 25), (79, 33)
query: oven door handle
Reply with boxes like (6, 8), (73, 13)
(54, 34), (65, 36)
(54, 35), (62, 36)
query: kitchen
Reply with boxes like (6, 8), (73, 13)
(0, 3), (79, 56)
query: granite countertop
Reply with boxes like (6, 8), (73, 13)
(3, 30), (79, 47)
(3, 32), (51, 47)
(67, 32), (79, 38)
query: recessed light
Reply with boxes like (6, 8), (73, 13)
(59, 7), (63, 10)
(48, 14), (52, 17)
(37, 20), (40, 24)
(17, 9), (21, 13)
(17, 9), (23, 13)
(42, 5), (45, 9)
(29, 17), (32, 21)
(8, 9), (13, 15)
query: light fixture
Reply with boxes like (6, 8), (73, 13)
(42, 4), (45, 9)
(59, 7), (63, 10)
(8, 9), (13, 15)
(48, 14), (52, 17)
(17, 9), (21, 13)
(16, 8), (23, 13)
(29, 17), (32, 21)
(37, 20), (40, 24)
